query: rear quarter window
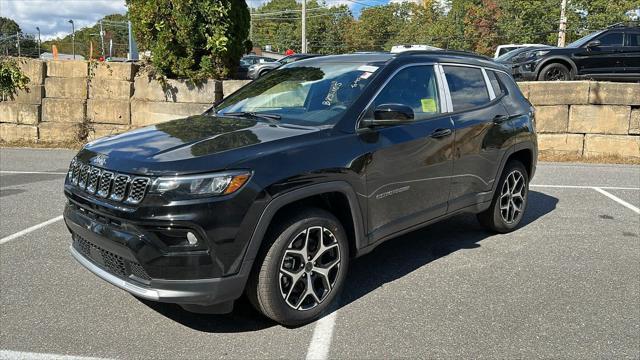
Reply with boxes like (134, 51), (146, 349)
(443, 66), (490, 111)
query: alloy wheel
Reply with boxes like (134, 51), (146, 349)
(499, 170), (526, 224)
(545, 68), (567, 81)
(279, 226), (341, 311)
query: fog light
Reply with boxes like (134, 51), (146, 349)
(186, 232), (198, 245)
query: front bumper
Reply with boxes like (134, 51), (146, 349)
(70, 245), (245, 305)
(510, 62), (538, 81)
(64, 200), (251, 306)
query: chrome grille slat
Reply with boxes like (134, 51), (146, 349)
(97, 171), (113, 198)
(67, 159), (150, 205)
(86, 167), (102, 194)
(125, 177), (150, 204)
(78, 165), (90, 189)
(110, 174), (130, 202)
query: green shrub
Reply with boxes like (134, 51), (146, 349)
(0, 57), (30, 101)
(127, 0), (250, 81)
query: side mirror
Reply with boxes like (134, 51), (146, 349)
(586, 40), (601, 49)
(362, 104), (414, 127)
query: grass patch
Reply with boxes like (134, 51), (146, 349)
(0, 139), (83, 150)
(539, 152), (640, 165)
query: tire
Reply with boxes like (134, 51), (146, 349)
(538, 63), (573, 81)
(258, 69), (270, 78)
(477, 160), (529, 233)
(247, 207), (349, 326)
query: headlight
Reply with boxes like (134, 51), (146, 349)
(151, 171), (251, 199)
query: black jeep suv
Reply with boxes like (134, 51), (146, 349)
(504, 23), (640, 81)
(64, 51), (537, 326)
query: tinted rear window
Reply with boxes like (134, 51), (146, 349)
(443, 66), (490, 111)
(486, 70), (505, 97)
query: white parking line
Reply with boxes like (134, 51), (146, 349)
(0, 170), (67, 175)
(592, 187), (640, 214)
(531, 184), (640, 190)
(306, 310), (338, 360)
(0, 216), (64, 245)
(0, 350), (110, 360)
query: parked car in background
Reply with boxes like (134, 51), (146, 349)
(237, 55), (278, 79)
(495, 45), (552, 66)
(248, 53), (319, 79)
(494, 44), (548, 58)
(391, 44), (441, 53)
(63, 50), (537, 326)
(507, 22), (640, 81)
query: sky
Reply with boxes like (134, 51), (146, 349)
(0, 0), (427, 40)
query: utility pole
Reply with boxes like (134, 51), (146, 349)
(99, 20), (105, 57)
(301, 0), (307, 53)
(36, 27), (41, 58)
(557, 0), (568, 47)
(16, 32), (20, 57)
(68, 19), (76, 59)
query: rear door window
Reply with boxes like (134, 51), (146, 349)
(443, 66), (490, 111)
(625, 32), (640, 46)
(486, 70), (505, 97)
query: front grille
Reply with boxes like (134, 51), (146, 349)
(73, 235), (151, 281)
(67, 158), (150, 205)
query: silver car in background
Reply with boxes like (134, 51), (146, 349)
(247, 53), (319, 79)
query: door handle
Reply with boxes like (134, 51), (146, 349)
(493, 115), (510, 124)
(430, 128), (452, 138)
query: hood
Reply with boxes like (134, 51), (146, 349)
(80, 115), (320, 175)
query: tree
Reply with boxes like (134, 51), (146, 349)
(127, 0), (250, 80)
(0, 17), (20, 36)
(0, 17), (38, 58)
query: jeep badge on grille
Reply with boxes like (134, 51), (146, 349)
(93, 154), (108, 167)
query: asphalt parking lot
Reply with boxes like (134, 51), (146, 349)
(1, 148), (639, 359)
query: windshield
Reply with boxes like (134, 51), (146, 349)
(215, 60), (380, 127)
(496, 47), (529, 62)
(567, 30), (604, 48)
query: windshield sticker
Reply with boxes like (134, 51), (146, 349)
(323, 81), (342, 106)
(357, 65), (379, 73)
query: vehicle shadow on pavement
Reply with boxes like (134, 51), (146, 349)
(137, 191), (557, 332)
(135, 295), (275, 332)
(339, 190), (558, 309)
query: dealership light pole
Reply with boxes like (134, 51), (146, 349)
(68, 19), (75, 59)
(557, 0), (568, 47)
(36, 27), (41, 58)
(301, 0), (307, 53)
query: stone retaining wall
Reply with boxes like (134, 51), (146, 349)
(1, 59), (638, 160)
(0, 59), (247, 143)
(519, 81), (640, 159)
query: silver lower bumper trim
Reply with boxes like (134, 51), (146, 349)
(70, 245), (160, 301)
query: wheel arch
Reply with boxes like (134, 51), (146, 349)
(535, 56), (578, 80)
(240, 182), (366, 273)
(492, 141), (537, 193)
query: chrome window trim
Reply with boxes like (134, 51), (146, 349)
(435, 64), (454, 113)
(481, 68), (496, 100)
(356, 62), (450, 130)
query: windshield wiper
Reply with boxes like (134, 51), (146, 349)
(222, 111), (281, 124)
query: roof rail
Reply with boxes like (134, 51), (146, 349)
(394, 49), (492, 61)
(607, 20), (639, 29)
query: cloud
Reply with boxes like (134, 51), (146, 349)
(0, 0), (127, 39)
